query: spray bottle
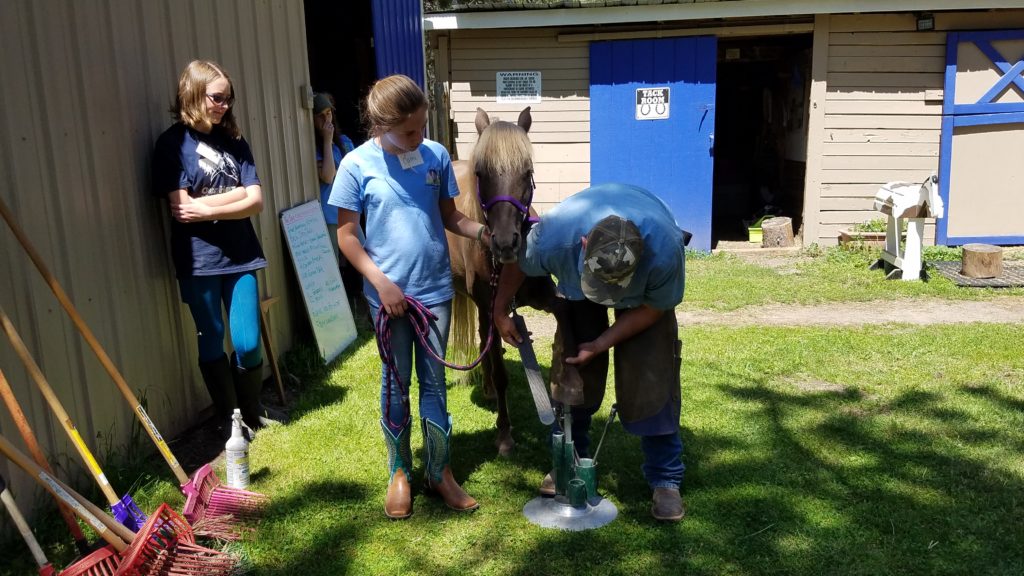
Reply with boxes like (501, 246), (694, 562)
(225, 408), (250, 489)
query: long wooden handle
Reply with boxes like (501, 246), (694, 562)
(0, 475), (50, 569)
(0, 196), (189, 484)
(0, 366), (90, 551)
(0, 434), (131, 551)
(0, 307), (122, 506)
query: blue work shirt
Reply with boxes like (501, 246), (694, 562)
(520, 183), (686, 310)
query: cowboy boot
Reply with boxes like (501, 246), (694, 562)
(199, 355), (237, 437)
(422, 415), (478, 512)
(232, 357), (286, 431)
(382, 419), (413, 519)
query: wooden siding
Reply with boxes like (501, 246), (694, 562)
(445, 28), (591, 212)
(813, 10), (1024, 245)
(0, 0), (315, 524)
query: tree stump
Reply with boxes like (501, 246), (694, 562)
(761, 217), (794, 248)
(961, 243), (1003, 278)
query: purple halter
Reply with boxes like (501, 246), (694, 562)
(478, 173), (540, 224)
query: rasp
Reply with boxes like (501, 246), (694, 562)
(512, 313), (555, 425)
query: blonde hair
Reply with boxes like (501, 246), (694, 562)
(171, 60), (241, 139)
(473, 121), (533, 177)
(362, 74), (426, 136)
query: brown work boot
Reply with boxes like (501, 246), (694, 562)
(426, 466), (479, 512)
(539, 470), (556, 496)
(385, 468), (413, 519)
(651, 487), (685, 522)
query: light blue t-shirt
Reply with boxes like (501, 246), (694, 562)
(327, 138), (459, 307)
(318, 135), (355, 225)
(520, 183), (686, 310)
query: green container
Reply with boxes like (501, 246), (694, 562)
(747, 215), (768, 244)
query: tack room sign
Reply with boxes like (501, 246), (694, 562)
(636, 87), (670, 120)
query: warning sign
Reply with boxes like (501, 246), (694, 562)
(636, 87), (670, 120)
(497, 71), (542, 104)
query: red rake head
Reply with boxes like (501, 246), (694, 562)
(58, 545), (120, 576)
(182, 463), (267, 528)
(113, 503), (237, 576)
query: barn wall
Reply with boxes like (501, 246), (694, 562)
(0, 0), (317, 523)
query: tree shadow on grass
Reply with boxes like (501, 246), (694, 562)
(686, 366), (1024, 576)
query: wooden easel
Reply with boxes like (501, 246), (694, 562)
(260, 296), (287, 404)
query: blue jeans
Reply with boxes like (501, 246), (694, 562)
(370, 299), (451, 432)
(179, 272), (262, 369)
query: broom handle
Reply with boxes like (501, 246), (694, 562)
(0, 307), (121, 506)
(0, 434), (131, 551)
(0, 366), (91, 553)
(0, 473), (50, 569)
(0, 197), (189, 485)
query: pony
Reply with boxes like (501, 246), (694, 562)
(447, 107), (575, 456)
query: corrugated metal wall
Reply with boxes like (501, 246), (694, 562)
(372, 0), (426, 85)
(0, 0), (316, 524)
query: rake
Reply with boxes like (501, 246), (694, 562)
(0, 196), (267, 538)
(1, 434), (239, 576)
(1, 307), (146, 531)
(0, 433), (131, 574)
(0, 362), (91, 555)
(0, 472), (56, 576)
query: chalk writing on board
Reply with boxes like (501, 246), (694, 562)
(280, 200), (356, 363)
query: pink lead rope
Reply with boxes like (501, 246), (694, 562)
(376, 267), (499, 430)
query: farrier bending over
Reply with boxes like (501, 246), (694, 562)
(493, 182), (689, 522)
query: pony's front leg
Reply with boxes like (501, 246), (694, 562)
(475, 281), (515, 457)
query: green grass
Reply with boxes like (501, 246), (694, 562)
(684, 246), (1024, 311)
(4, 246), (1023, 575)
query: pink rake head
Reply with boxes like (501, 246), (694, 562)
(181, 463), (267, 540)
(113, 502), (237, 576)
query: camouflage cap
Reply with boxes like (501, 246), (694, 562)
(580, 215), (643, 305)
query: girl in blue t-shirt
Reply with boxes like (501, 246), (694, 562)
(151, 60), (283, 435)
(328, 74), (489, 519)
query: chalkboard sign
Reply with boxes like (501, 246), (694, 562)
(280, 200), (356, 364)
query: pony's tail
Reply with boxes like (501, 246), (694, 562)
(448, 290), (479, 384)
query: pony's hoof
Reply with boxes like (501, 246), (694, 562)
(496, 435), (515, 457)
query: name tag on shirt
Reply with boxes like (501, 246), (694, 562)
(397, 149), (424, 170)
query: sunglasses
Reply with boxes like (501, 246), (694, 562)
(206, 92), (234, 107)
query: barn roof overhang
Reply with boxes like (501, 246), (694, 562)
(424, 0), (1024, 30)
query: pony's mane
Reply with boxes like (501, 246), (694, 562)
(472, 121), (533, 177)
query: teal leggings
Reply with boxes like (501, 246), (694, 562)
(179, 271), (262, 368)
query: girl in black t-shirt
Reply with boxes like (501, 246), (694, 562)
(152, 60), (282, 434)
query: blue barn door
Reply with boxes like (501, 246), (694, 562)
(938, 30), (1024, 246)
(590, 37), (717, 251)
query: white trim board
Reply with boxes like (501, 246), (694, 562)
(425, 0), (1024, 30)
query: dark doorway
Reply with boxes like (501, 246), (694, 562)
(304, 0), (377, 144)
(712, 34), (812, 245)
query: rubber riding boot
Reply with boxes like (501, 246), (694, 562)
(651, 487), (685, 522)
(422, 415), (478, 512)
(539, 469), (556, 497)
(382, 420), (413, 519)
(232, 359), (286, 431)
(199, 355), (237, 438)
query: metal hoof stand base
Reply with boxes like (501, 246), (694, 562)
(524, 495), (618, 531)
